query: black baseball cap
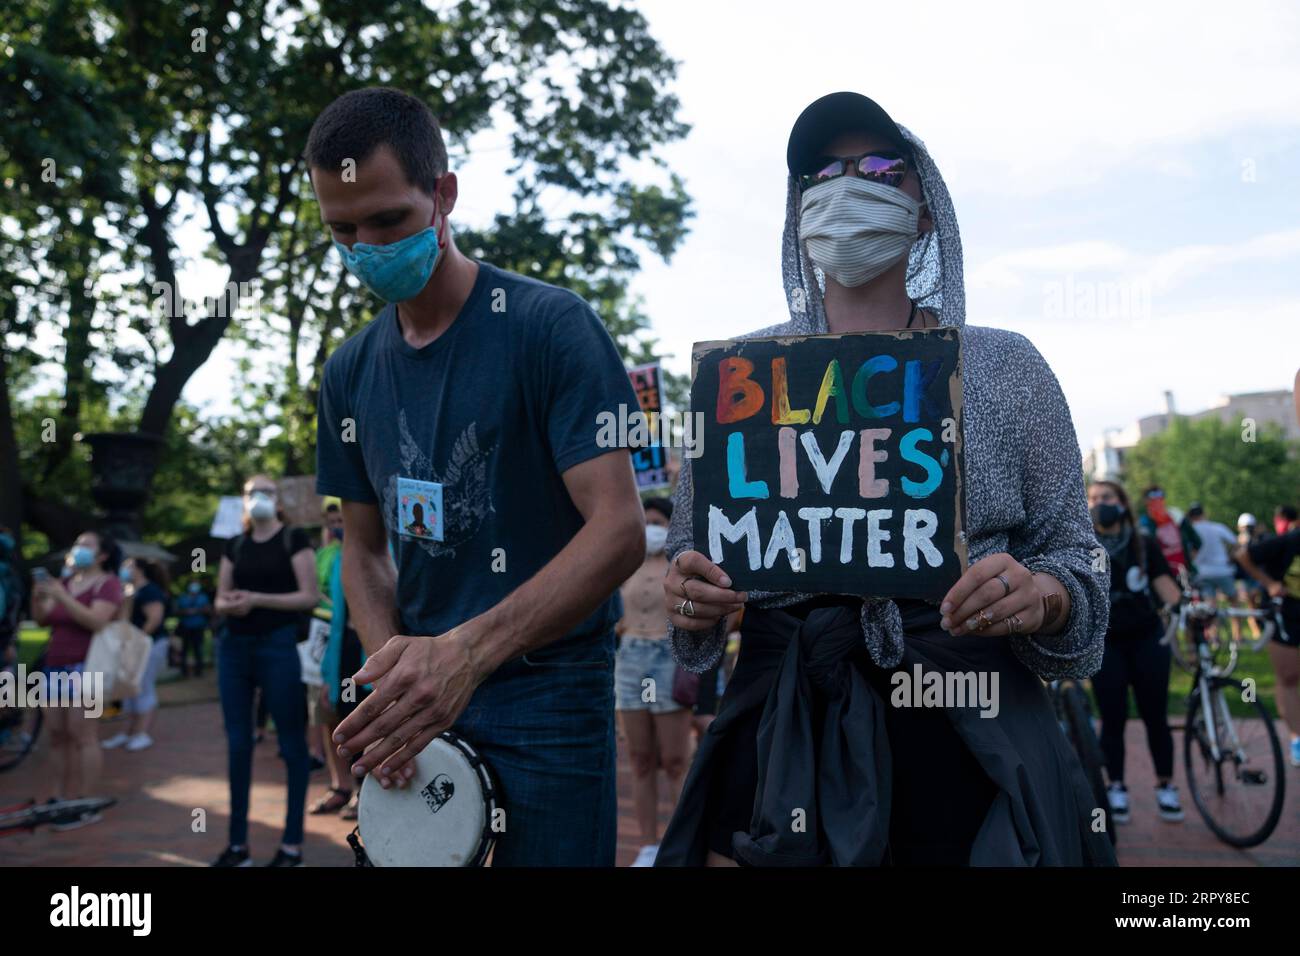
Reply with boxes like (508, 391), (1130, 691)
(787, 92), (911, 176)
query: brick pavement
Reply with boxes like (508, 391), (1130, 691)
(1, 673), (1294, 866)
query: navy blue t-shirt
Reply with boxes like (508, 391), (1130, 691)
(315, 262), (638, 647)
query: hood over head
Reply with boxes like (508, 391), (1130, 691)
(776, 119), (965, 336)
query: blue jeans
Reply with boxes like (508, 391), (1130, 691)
(218, 624), (309, 846)
(452, 629), (616, 866)
(122, 638), (169, 715)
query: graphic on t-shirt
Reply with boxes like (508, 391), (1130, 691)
(383, 412), (495, 559)
(397, 477), (444, 542)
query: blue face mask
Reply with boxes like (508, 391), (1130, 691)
(119, 566), (134, 583)
(71, 546), (95, 569)
(332, 206), (442, 303)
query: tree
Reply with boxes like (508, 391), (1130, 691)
(1121, 417), (1300, 526)
(1, 0), (692, 549)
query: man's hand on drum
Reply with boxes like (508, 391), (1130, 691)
(665, 550), (747, 632)
(939, 552), (1046, 637)
(332, 627), (487, 789)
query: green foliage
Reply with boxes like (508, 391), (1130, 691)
(1121, 417), (1300, 523)
(1, 0), (693, 546)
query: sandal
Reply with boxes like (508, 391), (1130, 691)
(340, 792), (360, 821)
(309, 787), (351, 814)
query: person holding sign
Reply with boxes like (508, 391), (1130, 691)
(656, 93), (1115, 867)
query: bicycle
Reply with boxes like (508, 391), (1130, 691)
(0, 796), (116, 836)
(1161, 591), (1286, 848)
(0, 650), (44, 774)
(1047, 677), (1116, 845)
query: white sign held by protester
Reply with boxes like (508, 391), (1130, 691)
(210, 496), (244, 539)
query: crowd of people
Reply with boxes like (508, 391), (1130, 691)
(1, 84), (1296, 868)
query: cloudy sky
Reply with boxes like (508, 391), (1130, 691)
(184, 0), (1300, 454)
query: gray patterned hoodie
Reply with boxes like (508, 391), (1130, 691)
(665, 124), (1110, 681)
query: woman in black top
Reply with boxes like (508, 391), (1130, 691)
(212, 474), (320, 868)
(102, 558), (171, 753)
(1086, 480), (1184, 826)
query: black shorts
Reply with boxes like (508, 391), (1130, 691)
(1272, 607), (1300, 649)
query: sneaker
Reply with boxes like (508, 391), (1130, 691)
(1107, 782), (1131, 824)
(124, 733), (153, 752)
(630, 844), (659, 867)
(51, 810), (103, 832)
(212, 845), (253, 867)
(101, 733), (130, 750)
(1156, 783), (1185, 822)
(1289, 738), (1300, 768)
(265, 848), (304, 868)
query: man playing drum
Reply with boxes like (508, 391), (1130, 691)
(309, 87), (645, 865)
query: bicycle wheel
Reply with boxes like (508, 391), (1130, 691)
(1061, 682), (1115, 845)
(0, 656), (43, 773)
(1184, 677), (1285, 848)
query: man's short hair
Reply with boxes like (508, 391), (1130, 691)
(306, 87), (448, 194)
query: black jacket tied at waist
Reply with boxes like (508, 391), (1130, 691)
(655, 600), (1118, 868)
(725, 604), (890, 866)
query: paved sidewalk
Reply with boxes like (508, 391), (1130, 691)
(1, 674), (1295, 866)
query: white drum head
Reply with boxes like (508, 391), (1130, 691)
(358, 734), (492, 866)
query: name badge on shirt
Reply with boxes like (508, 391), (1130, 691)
(396, 477), (444, 542)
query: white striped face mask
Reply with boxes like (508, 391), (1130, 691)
(798, 175), (927, 288)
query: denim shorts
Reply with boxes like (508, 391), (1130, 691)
(41, 662), (86, 707)
(615, 636), (683, 713)
(1197, 574), (1238, 601)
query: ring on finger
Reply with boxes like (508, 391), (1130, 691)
(682, 599), (696, 617)
(971, 608), (994, 632)
(1005, 613), (1024, 634)
(995, 573), (1012, 598)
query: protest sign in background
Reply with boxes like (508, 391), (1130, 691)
(690, 329), (966, 599)
(628, 361), (672, 492)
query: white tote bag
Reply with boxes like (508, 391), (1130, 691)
(84, 620), (152, 701)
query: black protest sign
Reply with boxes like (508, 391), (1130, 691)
(690, 328), (967, 598)
(628, 361), (671, 491)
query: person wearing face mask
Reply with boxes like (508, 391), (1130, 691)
(613, 497), (691, 867)
(102, 558), (171, 753)
(1139, 487), (1191, 584)
(31, 530), (124, 830)
(212, 474), (321, 867)
(1085, 481), (1184, 825)
(308, 88), (643, 866)
(1234, 502), (1300, 767)
(1273, 504), (1298, 537)
(174, 578), (213, 678)
(657, 93), (1114, 868)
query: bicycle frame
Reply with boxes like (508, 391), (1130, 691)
(1163, 591), (1284, 772)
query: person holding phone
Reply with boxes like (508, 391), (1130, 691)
(31, 531), (124, 830)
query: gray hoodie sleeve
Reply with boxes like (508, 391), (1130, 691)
(1003, 337), (1110, 681)
(664, 452), (729, 673)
